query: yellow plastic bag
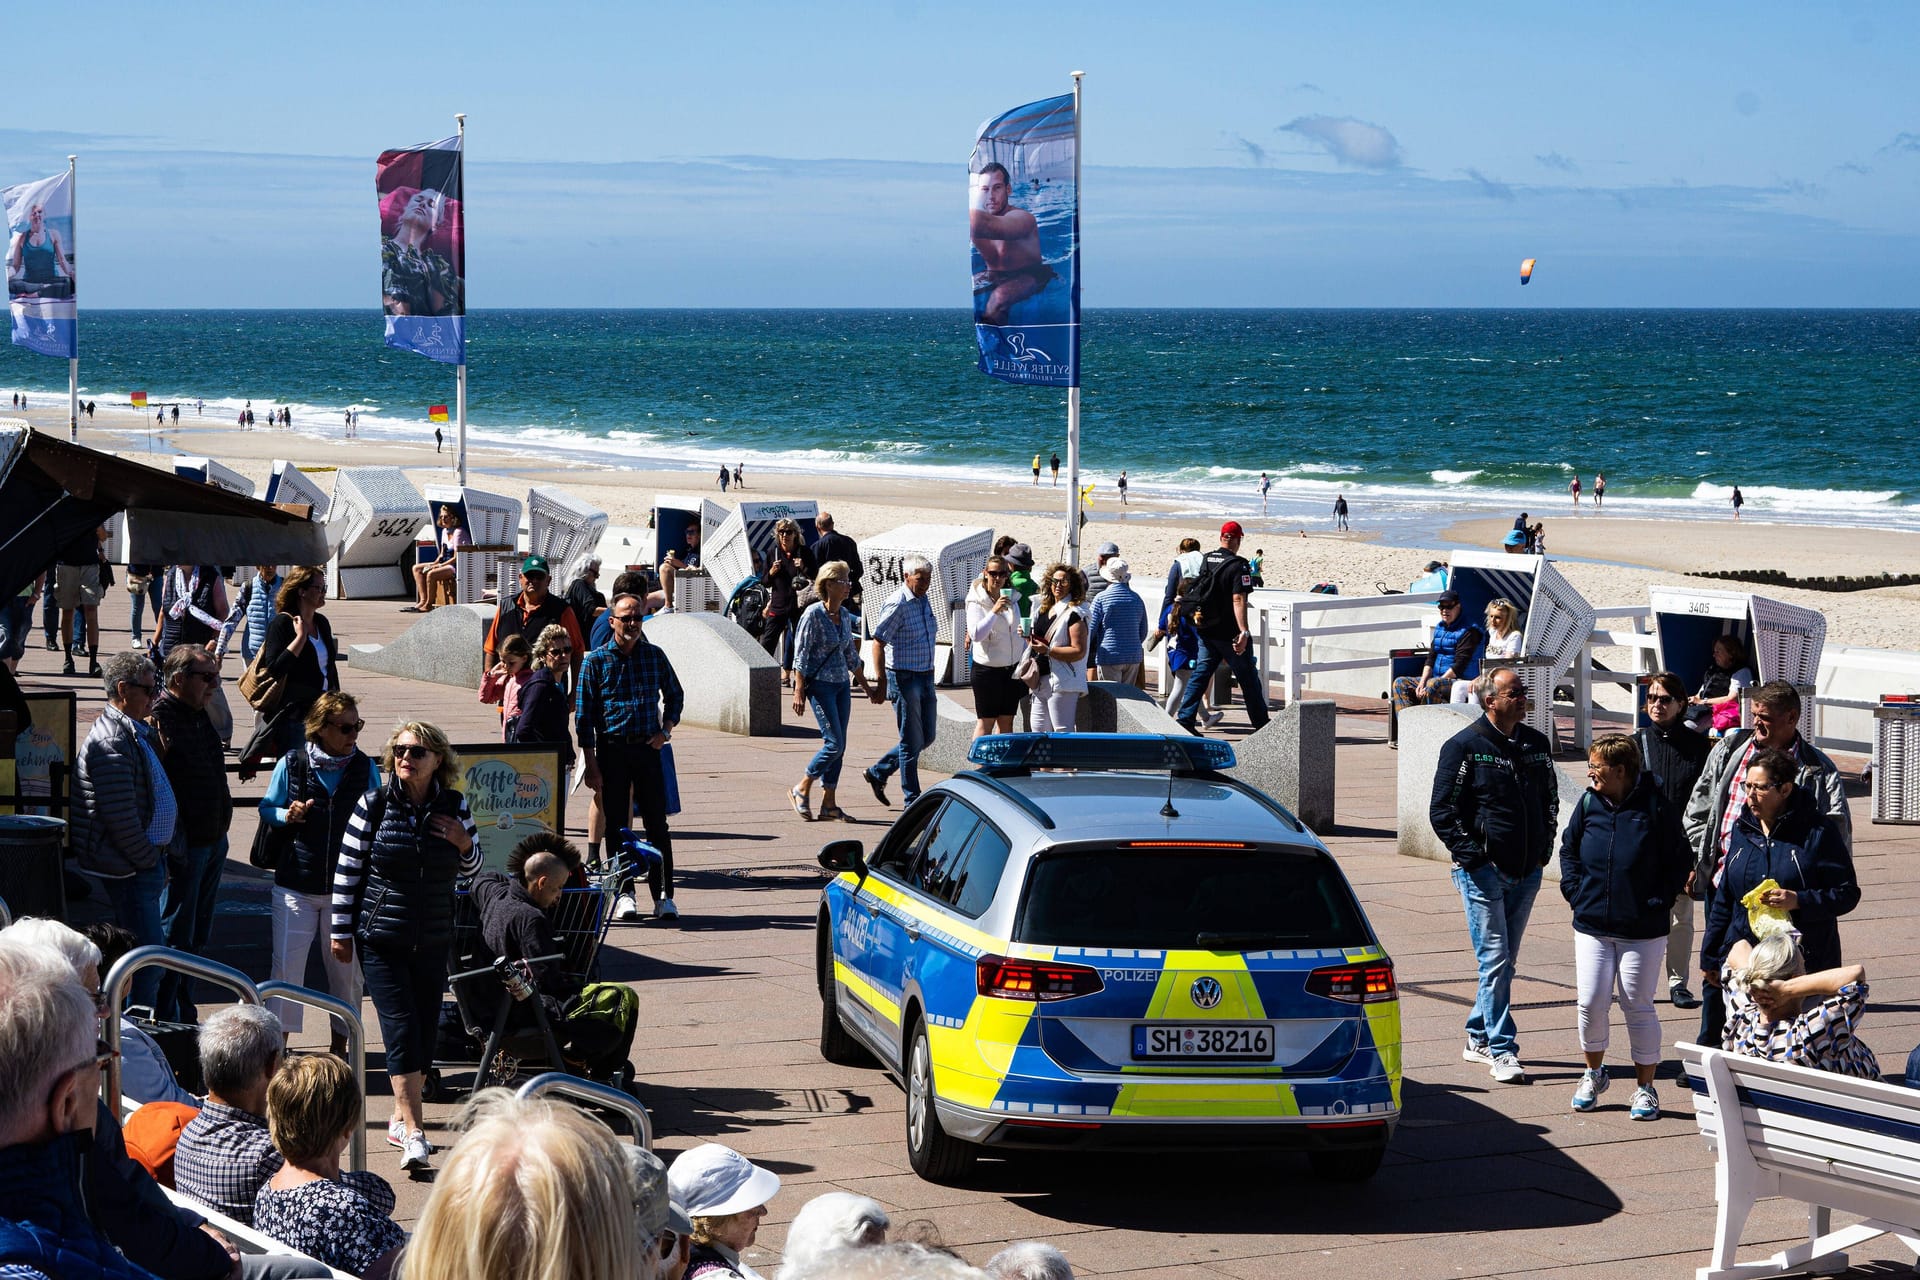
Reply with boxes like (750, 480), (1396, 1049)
(1740, 877), (1795, 940)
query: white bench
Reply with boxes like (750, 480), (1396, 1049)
(1680, 1040), (1920, 1279)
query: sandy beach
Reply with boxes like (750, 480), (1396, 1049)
(18, 403), (1920, 653)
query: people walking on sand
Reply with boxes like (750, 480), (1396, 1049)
(1594, 474), (1606, 508)
(1569, 474), (1582, 507)
(1116, 470), (1128, 505)
(1049, 453), (1060, 486)
(1260, 472), (1271, 514)
(1731, 485), (1744, 519)
(1030, 454), (1041, 485)
(1431, 667), (1559, 1085)
(1334, 493), (1350, 531)
(170, 405), (178, 424)
(734, 463), (745, 489)
(434, 426), (443, 454)
(718, 464), (730, 492)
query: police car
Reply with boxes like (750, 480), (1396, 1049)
(814, 734), (1400, 1182)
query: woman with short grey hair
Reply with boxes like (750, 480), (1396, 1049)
(74, 649), (175, 1012)
(985, 1242), (1075, 1280)
(778, 1192), (889, 1279)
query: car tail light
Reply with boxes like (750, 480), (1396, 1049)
(1306, 960), (1396, 1004)
(976, 955), (1105, 1002)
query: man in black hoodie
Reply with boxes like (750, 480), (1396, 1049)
(1429, 667), (1559, 1085)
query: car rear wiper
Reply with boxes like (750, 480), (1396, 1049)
(1194, 931), (1313, 950)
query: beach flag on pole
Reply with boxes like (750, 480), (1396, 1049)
(969, 93), (1079, 389)
(428, 404), (449, 423)
(130, 391), (147, 408)
(376, 134), (464, 366)
(2, 168), (78, 360)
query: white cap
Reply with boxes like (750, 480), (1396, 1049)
(668, 1143), (781, 1218)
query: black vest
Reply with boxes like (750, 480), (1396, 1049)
(275, 750), (374, 897)
(355, 783), (467, 949)
(493, 592), (571, 659)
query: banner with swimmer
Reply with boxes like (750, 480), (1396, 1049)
(970, 94), (1078, 389)
(3, 170), (77, 360)
(376, 134), (465, 365)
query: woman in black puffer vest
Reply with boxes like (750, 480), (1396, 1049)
(328, 719), (478, 1172)
(260, 691), (379, 1055)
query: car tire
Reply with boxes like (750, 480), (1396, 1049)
(905, 1017), (977, 1183)
(1307, 1140), (1387, 1182)
(818, 918), (872, 1067)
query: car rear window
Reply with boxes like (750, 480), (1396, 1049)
(1016, 846), (1371, 951)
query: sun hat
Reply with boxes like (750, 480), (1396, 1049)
(668, 1143), (780, 1219)
(1004, 543), (1034, 570)
(625, 1146), (694, 1238)
(1101, 558), (1131, 584)
(1220, 520), (1245, 539)
(521, 554), (551, 577)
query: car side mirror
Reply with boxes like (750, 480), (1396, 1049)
(819, 839), (867, 880)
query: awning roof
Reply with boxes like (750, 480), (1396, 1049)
(0, 426), (329, 599)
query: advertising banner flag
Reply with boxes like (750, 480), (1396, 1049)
(3, 169), (77, 359)
(428, 403), (449, 423)
(377, 134), (464, 365)
(970, 94), (1078, 389)
(130, 391), (147, 408)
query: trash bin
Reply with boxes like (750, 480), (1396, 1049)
(0, 815), (66, 921)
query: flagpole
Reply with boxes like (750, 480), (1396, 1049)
(67, 154), (77, 442)
(1063, 72), (1084, 569)
(453, 113), (468, 485)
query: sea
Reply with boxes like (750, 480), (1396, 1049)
(3, 309), (1916, 537)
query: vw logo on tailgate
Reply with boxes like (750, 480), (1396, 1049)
(1190, 976), (1224, 1009)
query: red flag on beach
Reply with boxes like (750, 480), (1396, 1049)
(130, 391), (148, 407)
(428, 404), (448, 423)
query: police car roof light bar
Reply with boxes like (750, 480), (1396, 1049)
(967, 733), (1237, 775)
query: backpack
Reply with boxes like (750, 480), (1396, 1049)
(1183, 549), (1248, 633)
(562, 982), (639, 1079)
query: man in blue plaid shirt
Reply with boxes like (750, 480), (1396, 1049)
(863, 557), (939, 808)
(578, 593), (684, 921)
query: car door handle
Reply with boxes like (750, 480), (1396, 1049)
(862, 901), (880, 918)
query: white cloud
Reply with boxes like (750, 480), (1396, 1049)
(1462, 168), (1516, 201)
(1277, 115), (1403, 170)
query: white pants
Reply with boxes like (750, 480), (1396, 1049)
(1574, 932), (1666, 1064)
(270, 886), (362, 1034)
(1033, 691), (1080, 733)
(1451, 681), (1479, 707)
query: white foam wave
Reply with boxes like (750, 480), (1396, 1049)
(1689, 482), (1901, 508)
(1430, 469), (1484, 485)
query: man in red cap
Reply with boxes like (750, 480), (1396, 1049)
(1172, 521), (1268, 734)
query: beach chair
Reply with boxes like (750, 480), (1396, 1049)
(173, 455), (252, 498)
(425, 484), (524, 604)
(1447, 550), (1598, 746)
(527, 486), (609, 587)
(326, 466), (429, 599)
(261, 460), (332, 521)
(705, 499), (821, 595)
(1648, 587), (1827, 737)
(861, 524), (995, 684)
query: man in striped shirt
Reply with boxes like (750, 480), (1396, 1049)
(577, 593), (684, 921)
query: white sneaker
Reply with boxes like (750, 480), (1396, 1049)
(655, 896), (679, 920)
(1629, 1085), (1661, 1121)
(1461, 1037), (1494, 1066)
(1489, 1053), (1526, 1084)
(385, 1117), (407, 1149)
(1571, 1066), (1609, 1112)
(614, 892), (641, 922)
(400, 1130), (432, 1170)
(1201, 709), (1225, 728)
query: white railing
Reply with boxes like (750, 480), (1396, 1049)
(1250, 591), (1442, 705)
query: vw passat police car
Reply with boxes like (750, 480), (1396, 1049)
(815, 734), (1400, 1182)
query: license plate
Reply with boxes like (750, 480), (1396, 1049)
(1132, 1023), (1274, 1060)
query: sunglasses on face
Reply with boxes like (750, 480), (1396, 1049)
(985, 569), (1008, 578)
(392, 744), (435, 761)
(327, 720), (366, 735)
(1644, 694), (1678, 705)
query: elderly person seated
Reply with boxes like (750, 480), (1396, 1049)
(405, 1089), (641, 1280)
(625, 1144), (695, 1280)
(777, 1193), (890, 1279)
(254, 1055), (404, 1278)
(467, 833), (637, 1081)
(985, 1243), (1076, 1280)
(669, 1142), (781, 1280)
(175, 1005), (286, 1225)
(1721, 934), (1879, 1080)
(74, 922), (196, 1106)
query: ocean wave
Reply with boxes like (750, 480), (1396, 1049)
(1430, 469), (1484, 485)
(1689, 482), (1902, 507)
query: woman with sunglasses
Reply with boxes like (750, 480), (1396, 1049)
(330, 720), (479, 1172)
(1028, 563), (1089, 734)
(509, 624), (578, 778)
(241, 565), (341, 777)
(259, 691), (377, 1056)
(1634, 670), (1712, 1009)
(964, 555), (1024, 738)
(789, 561), (866, 822)
(1699, 746), (1859, 1042)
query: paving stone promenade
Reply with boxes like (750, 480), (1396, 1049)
(25, 596), (1920, 1277)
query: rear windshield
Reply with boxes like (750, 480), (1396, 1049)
(1016, 846), (1371, 951)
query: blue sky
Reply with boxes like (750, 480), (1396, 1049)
(6, 0), (1917, 306)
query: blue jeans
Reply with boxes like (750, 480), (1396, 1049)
(102, 861), (169, 1012)
(805, 681), (853, 788)
(157, 836), (228, 1021)
(1451, 861), (1542, 1058)
(1174, 633), (1270, 731)
(872, 669), (937, 804)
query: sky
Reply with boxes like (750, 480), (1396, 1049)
(4, 0), (1918, 307)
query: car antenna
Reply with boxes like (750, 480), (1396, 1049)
(1160, 766), (1180, 820)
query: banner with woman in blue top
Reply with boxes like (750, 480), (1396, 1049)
(3, 170), (77, 360)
